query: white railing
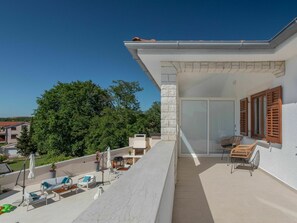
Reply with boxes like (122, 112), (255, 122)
(73, 140), (177, 223)
(0, 146), (130, 190)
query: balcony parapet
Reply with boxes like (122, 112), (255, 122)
(73, 140), (177, 223)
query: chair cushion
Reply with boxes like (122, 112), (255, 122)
(61, 177), (69, 184)
(44, 178), (57, 185)
(56, 176), (68, 184)
(30, 192), (40, 201)
(41, 182), (51, 189)
(82, 176), (91, 183)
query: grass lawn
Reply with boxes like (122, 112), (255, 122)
(5, 155), (72, 172)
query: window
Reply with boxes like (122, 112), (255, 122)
(11, 127), (17, 131)
(0, 135), (5, 141)
(240, 98), (248, 136)
(251, 91), (267, 139)
(11, 134), (17, 139)
(250, 86), (282, 143)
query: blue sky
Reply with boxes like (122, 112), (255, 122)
(0, 0), (296, 117)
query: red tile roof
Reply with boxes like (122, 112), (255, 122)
(132, 37), (156, 42)
(0, 122), (24, 127)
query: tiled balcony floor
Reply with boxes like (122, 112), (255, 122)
(173, 157), (297, 223)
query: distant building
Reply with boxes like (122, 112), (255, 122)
(0, 122), (30, 144)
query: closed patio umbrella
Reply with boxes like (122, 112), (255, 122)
(28, 153), (35, 179)
(106, 147), (111, 169)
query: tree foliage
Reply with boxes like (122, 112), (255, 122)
(29, 117), (38, 154)
(86, 81), (145, 153)
(16, 125), (31, 156)
(32, 80), (160, 157)
(143, 101), (161, 135)
(32, 81), (111, 156)
(109, 80), (143, 111)
(86, 108), (138, 152)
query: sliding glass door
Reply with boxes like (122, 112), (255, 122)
(180, 100), (208, 155)
(180, 99), (235, 155)
(209, 100), (235, 154)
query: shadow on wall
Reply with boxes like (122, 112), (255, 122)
(244, 137), (282, 150)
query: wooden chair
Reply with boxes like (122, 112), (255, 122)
(230, 142), (257, 176)
(221, 135), (243, 160)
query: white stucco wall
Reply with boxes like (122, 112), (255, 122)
(254, 55), (297, 190)
(240, 56), (297, 190)
(283, 55), (297, 104)
(242, 103), (297, 190)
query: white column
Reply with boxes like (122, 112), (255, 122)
(161, 73), (178, 141)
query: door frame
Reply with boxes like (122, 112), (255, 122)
(179, 97), (236, 157)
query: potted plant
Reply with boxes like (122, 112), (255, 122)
(128, 149), (132, 155)
(95, 151), (100, 172)
(50, 163), (57, 178)
(0, 154), (8, 163)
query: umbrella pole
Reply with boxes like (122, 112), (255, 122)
(15, 156), (29, 206)
(101, 151), (104, 185)
(101, 148), (108, 186)
(19, 162), (26, 206)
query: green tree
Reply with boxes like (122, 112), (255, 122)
(85, 84), (162, 153)
(16, 125), (31, 156)
(109, 80), (143, 110)
(32, 81), (111, 156)
(85, 81), (144, 153)
(143, 101), (161, 135)
(29, 117), (38, 154)
(86, 108), (144, 153)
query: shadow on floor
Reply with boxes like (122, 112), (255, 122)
(28, 188), (87, 211)
(0, 189), (19, 200)
(28, 198), (56, 211)
(173, 157), (226, 223)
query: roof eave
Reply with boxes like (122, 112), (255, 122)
(124, 17), (297, 89)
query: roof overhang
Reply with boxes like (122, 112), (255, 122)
(125, 18), (297, 89)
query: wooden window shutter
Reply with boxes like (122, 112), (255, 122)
(266, 86), (282, 144)
(240, 98), (248, 136)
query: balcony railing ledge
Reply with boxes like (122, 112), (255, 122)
(73, 140), (177, 223)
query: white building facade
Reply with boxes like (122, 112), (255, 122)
(125, 18), (297, 190)
(0, 122), (30, 144)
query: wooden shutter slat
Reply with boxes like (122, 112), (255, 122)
(240, 98), (248, 136)
(266, 86), (282, 144)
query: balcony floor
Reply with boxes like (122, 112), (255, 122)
(173, 157), (297, 223)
